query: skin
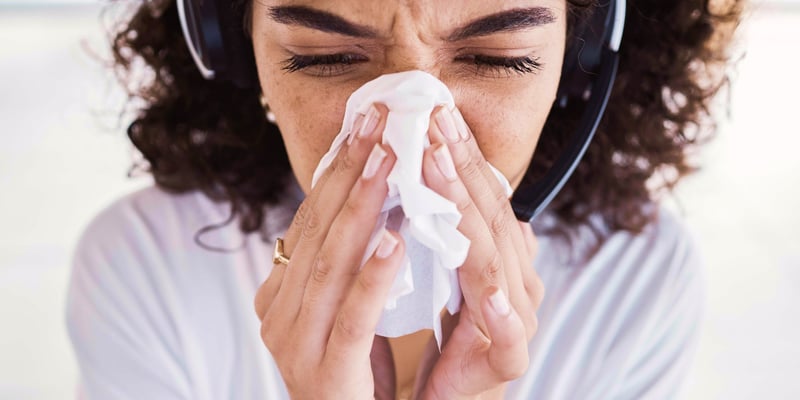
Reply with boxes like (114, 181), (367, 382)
(251, 0), (566, 398)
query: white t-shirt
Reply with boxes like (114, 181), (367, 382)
(66, 185), (704, 399)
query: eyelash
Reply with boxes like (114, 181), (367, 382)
(281, 53), (368, 75)
(281, 53), (543, 77)
(457, 54), (543, 76)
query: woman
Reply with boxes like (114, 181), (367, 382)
(66, 0), (742, 398)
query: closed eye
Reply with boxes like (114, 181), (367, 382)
(281, 53), (543, 78)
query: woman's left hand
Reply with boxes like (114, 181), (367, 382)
(415, 106), (545, 399)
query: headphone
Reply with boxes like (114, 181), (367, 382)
(177, 0), (626, 222)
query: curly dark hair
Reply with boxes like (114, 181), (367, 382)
(108, 0), (742, 235)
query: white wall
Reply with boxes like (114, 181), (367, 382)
(0, 2), (798, 399)
(0, 5), (148, 398)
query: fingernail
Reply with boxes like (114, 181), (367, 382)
(435, 108), (460, 143)
(359, 105), (380, 139)
(362, 144), (387, 179)
(433, 145), (458, 182)
(347, 113), (365, 145)
(453, 107), (470, 140)
(489, 288), (511, 316)
(375, 230), (398, 259)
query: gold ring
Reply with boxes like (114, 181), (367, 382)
(272, 238), (290, 265)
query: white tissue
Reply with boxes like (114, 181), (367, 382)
(311, 71), (512, 348)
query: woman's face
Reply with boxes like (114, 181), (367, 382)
(250, 0), (567, 193)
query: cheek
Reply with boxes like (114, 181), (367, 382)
(262, 73), (352, 193)
(454, 80), (557, 189)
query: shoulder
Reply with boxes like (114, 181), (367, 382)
(75, 181), (302, 260)
(65, 186), (290, 398)
(75, 185), (231, 255)
(533, 205), (706, 356)
(517, 207), (705, 398)
(598, 206), (702, 276)
(66, 185), (246, 327)
(537, 206), (703, 292)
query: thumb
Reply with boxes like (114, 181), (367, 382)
(482, 287), (530, 382)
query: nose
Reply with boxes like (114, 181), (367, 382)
(378, 44), (469, 106)
(381, 45), (441, 79)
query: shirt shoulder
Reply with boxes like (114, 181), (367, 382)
(75, 186), (233, 256)
(511, 207), (705, 399)
(66, 185), (291, 399)
(537, 206), (703, 286)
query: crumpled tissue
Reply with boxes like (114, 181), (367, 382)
(311, 71), (512, 348)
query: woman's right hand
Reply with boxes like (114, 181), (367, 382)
(253, 105), (404, 399)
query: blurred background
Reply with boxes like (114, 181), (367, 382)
(0, 0), (798, 399)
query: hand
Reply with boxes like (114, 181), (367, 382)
(254, 105), (403, 399)
(415, 106), (545, 399)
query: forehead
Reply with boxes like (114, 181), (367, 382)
(259, 0), (567, 38)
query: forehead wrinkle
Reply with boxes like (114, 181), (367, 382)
(390, 0), (442, 47)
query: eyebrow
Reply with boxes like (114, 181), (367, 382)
(447, 8), (556, 41)
(267, 6), (556, 41)
(268, 6), (379, 38)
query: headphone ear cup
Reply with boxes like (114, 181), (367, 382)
(178, 0), (258, 88)
(213, 0), (258, 88)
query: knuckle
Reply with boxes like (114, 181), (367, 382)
(335, 310), (368, 342)
(491, 184), (508, 205)
(481, 250), (503, 285)
(458, 156), (484, 183)
(356, 269), (382, 294)
(332, 150), (356, 176)
(310, 255), (334, 286)
(489, 207), (511, 239)
(490, 338), (529, 381)
(300, 207), (322, 240)
(524, 273), (545, 309)
(497, 353), (529, 381)
(338, 197), (361, 221)
(293, 201), (310, 230)
(455, 196), (473, 214)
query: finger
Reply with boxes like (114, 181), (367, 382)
(431, 107), (536, 335)
(280, 112), (364, 261)
(425, 291), (527, 397)
(433, 106), (509, 202)
(275, 104), (388, 317)
(444, 108), (533, 271)
(492, 218), (539, 339)
(482, 287), (530, 383)
(325, 230), (405, 367)
(518, 221), (544, 312)
(254, 263), (286, 320)
(421, 142), (507, 334)
(297, 144), (397, 340)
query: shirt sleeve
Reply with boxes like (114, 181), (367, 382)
(65, 203), (195, 400)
